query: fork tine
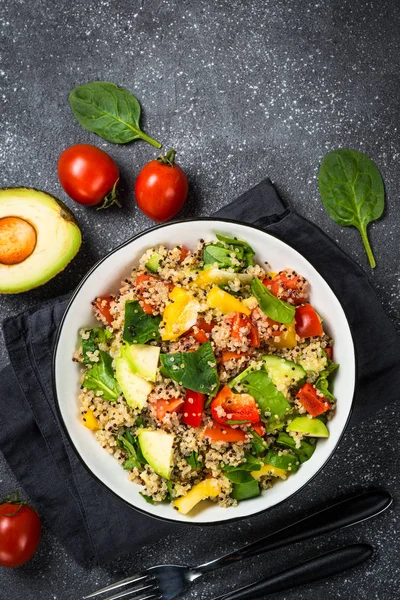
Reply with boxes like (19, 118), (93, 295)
(83, 574), (149, 599)
(125, 594), (161, 600)
(101, 582), (157, 600)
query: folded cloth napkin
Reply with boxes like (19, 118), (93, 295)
(1, 178), (399, 566)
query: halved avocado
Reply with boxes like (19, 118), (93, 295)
(0, 188), (81, 293)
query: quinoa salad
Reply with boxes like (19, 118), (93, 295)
(74, 234), (339, 515)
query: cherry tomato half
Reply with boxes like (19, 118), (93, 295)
(93, 295), (114, 325)
(135, 149), (188, 222)
(295, 304), (323, 338)
(58, 144), (120, 208)
(0, 499), (41, 567)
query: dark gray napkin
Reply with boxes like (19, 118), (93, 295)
(1, 178), (399, 565)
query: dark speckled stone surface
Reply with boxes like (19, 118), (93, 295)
(1, 0), (399, 598)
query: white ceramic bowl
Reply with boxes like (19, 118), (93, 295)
(54, 219), (355, 524)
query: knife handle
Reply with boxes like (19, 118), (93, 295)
(220, 544), (373, 600)
(199, 490), (390, 572)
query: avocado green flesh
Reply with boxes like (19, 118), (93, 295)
(262, 355), (306, 396)
(124, 343), (160, 382)
(145, 252), (163, 273)
(115, 355), (153, 409)
(138, 429), (174, 479)
(0, 188), (81, 293)
(286, 416), (329, 438)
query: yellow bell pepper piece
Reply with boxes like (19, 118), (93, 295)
(251, 464), (287, 480)
(162, 287), (200, 341)
(173, 478), (221, 515)
(194, 268), (253, 288)
(83, 409), (99, 431)
(268, 320), (297, 349)
(207, 287), (251, 316)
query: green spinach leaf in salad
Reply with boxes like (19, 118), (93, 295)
(241, 370), (292, 419)
(318, 149), (385, 268)
(251, 278), (295, 324)
(123, 300), (161, 344)
(81, 328), (111, 364)
(186, 451), (201, 470)
(228, 472), (261, 501)
(276, 432), (316, 463)
(223, 453), (262, 473)
(118, 430), (147, 470)
(315, 358), (339, 402)
(69, 81), (161, 148)
(160, 341), (219, 394)
(250, 429), (269, 456)
(203, 235), (255, 271)
(82, 350), (121, 401)
(264, 450), (299, 473)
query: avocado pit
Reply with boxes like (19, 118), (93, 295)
(0, 216), (37, 265)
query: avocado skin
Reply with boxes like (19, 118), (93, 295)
(0, 187), (82, 294)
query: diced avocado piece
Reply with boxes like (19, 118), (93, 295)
(124, 343), (160, 382)
(0, 187), (81, 294)
(115, 355), (153, 409)
(138, 429), (174, 479)
(194, 268), (253, 288)
(262, 355), (306, 396)
(173, 478), (221, 514)
(145, 252), (163, 274)
(286, 416), (329, 438)
(264, 450), (299, 473)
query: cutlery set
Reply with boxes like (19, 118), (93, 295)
(84, 489), (391, 600)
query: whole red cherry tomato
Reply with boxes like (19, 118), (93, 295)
(135, 149), (188, 222)
(0, 493), (41, 567)
(58, 144), (120, 208)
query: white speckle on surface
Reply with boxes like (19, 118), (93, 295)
(0, 0), (399, 598)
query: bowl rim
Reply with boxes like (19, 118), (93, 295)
(52, 216), (355, 526)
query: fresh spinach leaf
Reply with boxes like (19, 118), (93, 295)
(276, 432), (316, 463)
(241, 371), (292, 419)
(81, 329), (96, 364)
(216, 234), (255, 266)
(83, 351), (121, 401)
(165, 480), (174, 501)
(250, 429), (268, 456)
(81, 328), (111, 364)
(186, 451), (201, 470)
(228, 363), (260, 390)
(118, 430), (146, 470)
(224, 470), (256, 484)
(231, 479), (260, 501)
(318, 149), (385, 268)
(315, 359), (339, 402)
(203, 244), (237, 270)
(139, 493), (156, 504)
(160, 342), (219, 393)
(203, 235), (255, 271)
(223, 453), (262, 473)
(251, 278), (295, 324)
(69, 81), (161, 147)
(123, 300), (161, 344)
(265, 450), (299, 473)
